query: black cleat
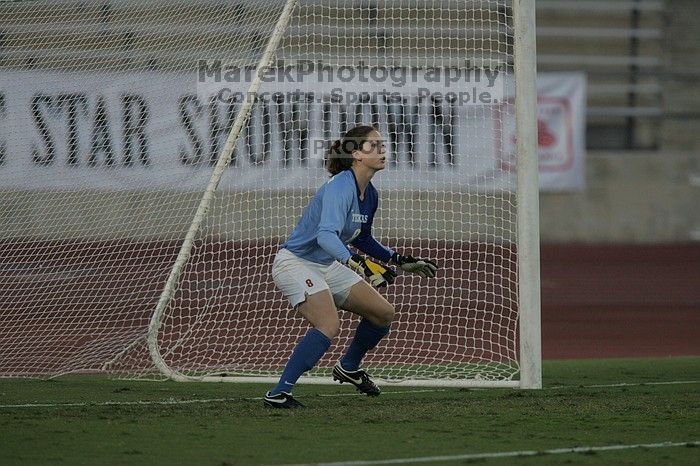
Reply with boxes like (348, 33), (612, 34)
(263, 391), (306, 409)
(332, 363), (381, 396)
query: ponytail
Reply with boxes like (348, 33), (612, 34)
(325, 125), (377, 176)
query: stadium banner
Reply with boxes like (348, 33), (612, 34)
(0, 69), (585, 192)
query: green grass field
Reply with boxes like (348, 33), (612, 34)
(1, 357), (698, 466)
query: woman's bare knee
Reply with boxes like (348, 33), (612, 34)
(384, 304), (396, 325)
(307, 308), (340, 338)
(317, 318), (341, 339)
(297, 291), (341, 339)
(372, 303), (395, 327)
(343, 283), (396, 327)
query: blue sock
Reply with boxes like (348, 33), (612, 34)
(269, 328), (331, 396)
(340, 319), (390, 371)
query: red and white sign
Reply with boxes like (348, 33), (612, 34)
(496, 73), (586, 190)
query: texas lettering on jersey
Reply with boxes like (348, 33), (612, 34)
(352, 213), (369, 223)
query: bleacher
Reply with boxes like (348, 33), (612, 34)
(0, 0), (666, 149)
(537, 0), (665, 148)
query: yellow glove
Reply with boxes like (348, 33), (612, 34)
(347, 254), (397, 288)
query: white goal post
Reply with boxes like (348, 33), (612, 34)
(0, 0), (540, 388)
(512, 0), (542, 390)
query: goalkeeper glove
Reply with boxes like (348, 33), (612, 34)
(391, 253), (439, 278)
(347, 254), (397, 288)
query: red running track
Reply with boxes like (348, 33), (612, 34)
(0, 241), (697, 376)
(541, 244), (700, 359)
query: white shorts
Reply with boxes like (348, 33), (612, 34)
(272, 248), (363, 309)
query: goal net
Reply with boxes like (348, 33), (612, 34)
(0, 0), (540, 387)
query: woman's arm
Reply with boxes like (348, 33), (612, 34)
(351, 231), (393, 263)
(317, 177), (353, 263)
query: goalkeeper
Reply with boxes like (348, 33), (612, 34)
(264, 125), (438, 409)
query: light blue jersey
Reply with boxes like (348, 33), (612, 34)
(281, 169), (394, 265)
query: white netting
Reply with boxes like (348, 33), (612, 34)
(0, 0), (521, 384)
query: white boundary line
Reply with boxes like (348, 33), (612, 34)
(0, 398), (239, 408)
(547, 380), (700, 390)
(0, 380), (697, 409)
(274, 441), (700, 466)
